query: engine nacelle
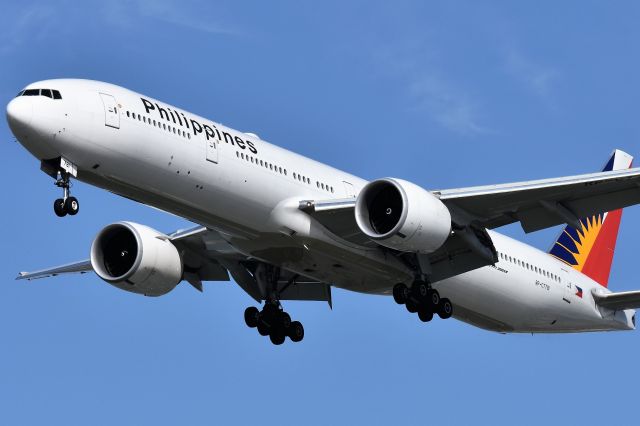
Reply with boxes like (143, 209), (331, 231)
(90, 222), (183, 296)
(355, 178), (451, 253)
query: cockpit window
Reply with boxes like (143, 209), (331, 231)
(15, 90), (24, 97)
(18, 88), (62, 99)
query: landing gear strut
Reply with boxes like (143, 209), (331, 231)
(243, 264), (305, 345)
(53, 172), (79, 217)
(393, 281), (453, 322)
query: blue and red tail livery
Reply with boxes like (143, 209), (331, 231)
(549, 150), (633, 287)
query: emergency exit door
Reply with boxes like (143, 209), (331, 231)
(99, 93), (120, 129)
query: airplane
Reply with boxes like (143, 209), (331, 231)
(7, 79), (640, 345)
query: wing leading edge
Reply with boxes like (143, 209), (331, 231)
(17, 260), (93, 281)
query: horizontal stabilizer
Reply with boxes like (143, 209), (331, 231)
(592, 289), (640, 310)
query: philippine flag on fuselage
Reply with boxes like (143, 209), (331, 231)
(575, 285), (583, 299)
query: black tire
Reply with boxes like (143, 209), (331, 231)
(428, 289), (441, 308)
(413, 281), (428, 301)
(392, 283), (409, 304)
(53, 199), (67, 217)
(438, 298), (453, 319)
(289, 321), (304, 342)
(418, 307), (434, 322)
(279, 311), (292, 329)
(244, 307), (259, 328)
(257, 322), (270, 336)
(269, 331), (285, 345)
(64, 197), (79, 215)
(262, 303), (278, 321)
(406, 299), (418, 313)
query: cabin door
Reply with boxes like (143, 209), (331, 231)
(99, 93), (120, 129)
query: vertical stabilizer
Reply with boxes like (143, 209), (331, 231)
(549, 149), (633, 287)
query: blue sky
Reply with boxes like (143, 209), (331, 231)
(1, 1), (640, 424)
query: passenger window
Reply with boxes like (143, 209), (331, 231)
(52, 90), (62, 99)
(41, 89), (53, 98)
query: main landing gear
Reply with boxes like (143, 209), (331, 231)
(244, 303), (304, 345)
(243, 264), (304, 345)
(53, 172), (79, 217)
(392, 281), (453, 322)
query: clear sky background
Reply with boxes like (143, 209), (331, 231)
(1, 1), (639, 425)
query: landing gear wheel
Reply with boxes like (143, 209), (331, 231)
(244, 307), (259, 328)
(53, 198), (67, 217)
(428, 289), (441, 308)
(438, 298), (453, 319)
(418, 307), (434, 322)
(289, 321), (304, 342)
(64, 196), (79, 215)
(413, 281), (428, 301)
(279, 312), (292, 329)
(406, 299), (418, 313)
(257, 322), (270, 336)
(269, 331), (285, 345)
(393, 283), (409, 304)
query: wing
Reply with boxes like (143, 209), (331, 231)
(435, 167), (640, 233)
(593, 290), (640, 311)
(16, 225), (332, 304)
(301, 167), (640, 283)
(17, 260), (93, 280)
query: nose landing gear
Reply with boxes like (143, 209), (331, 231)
(53, 172), (79, 217)
(393, 281), (453, 323)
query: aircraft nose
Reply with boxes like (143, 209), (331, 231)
(6, 97), (33, 130)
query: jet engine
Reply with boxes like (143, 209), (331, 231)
(90, 221), (183, 296)
(354, 178), (452, 253)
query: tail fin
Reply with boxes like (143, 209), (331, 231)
(549, 149), (633, 287)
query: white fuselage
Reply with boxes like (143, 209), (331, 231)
(7, 79), (635, 333)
